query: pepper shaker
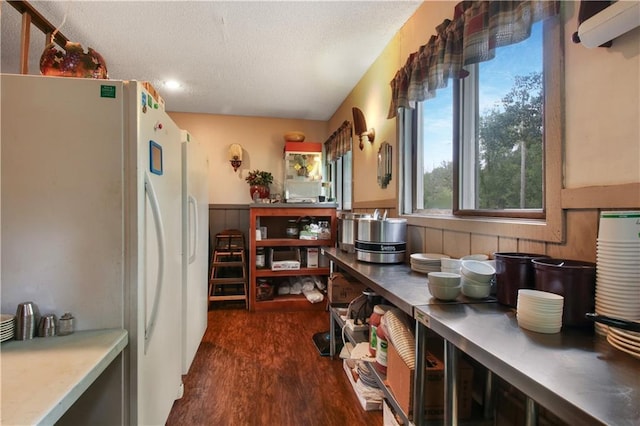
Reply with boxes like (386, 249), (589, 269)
(58, 312), (75, 335)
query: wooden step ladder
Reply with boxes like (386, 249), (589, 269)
(208, 229), (248, 309)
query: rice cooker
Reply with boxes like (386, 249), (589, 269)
(355, 217), (407, 263)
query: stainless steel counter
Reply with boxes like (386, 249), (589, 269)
(415, 303), (640, 426)
(323, 248), (494, 316)
(324, 247), (640, 426)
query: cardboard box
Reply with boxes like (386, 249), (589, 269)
(270, 248), (301, 270)
(328, 272), (368, 304)
(386, 340), (473, 419)
(306, 247), (319, 268)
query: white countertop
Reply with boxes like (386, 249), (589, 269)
(1, 329), (128, 426)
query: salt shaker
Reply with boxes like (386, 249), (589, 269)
(58, 312), (75, 336)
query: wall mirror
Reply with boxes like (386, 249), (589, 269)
(377, 142), (392, 188)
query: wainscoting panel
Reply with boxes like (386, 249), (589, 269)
(209, 204), (250, 243)
(208, 204), (250, 265)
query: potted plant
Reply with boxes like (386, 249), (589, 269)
(245, 169), (273, 199)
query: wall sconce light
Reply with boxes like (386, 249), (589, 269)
(352, 107), (375, 150)
(228, 143), (243, 172)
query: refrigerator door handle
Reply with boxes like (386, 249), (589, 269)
(188, 194), (198, 264)
(144, 172), (166, 354)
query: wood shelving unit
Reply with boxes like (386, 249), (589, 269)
(248, 204), (337, 312)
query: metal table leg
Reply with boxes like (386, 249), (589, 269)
(484, 369), (495, 420)
(525, 396), (538, 426)
(444, 340), (459, 426)
(413, 320), (428, 425)
(329, 307), (337, 358)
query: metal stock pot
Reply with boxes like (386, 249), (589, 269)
(338, 212), (372, 253)
(355, 217), (407, 263)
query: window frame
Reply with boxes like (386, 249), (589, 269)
(328, 150), (353, 211)
(399, 16), (564, 243)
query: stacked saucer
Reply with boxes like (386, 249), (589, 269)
(595, 211), (640, 336)
(516, 289), (564, 334)
(1, 314), (16, 342)
(410, 253), (449, 274)
(607, 326), (640, 359)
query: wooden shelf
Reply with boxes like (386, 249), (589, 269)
(253, 294), (327, 312)
(256, 238), (331, 247)
(249, 205), (337, 311)
(254, 267), (330, 278)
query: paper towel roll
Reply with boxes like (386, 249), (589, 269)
(578, 1), (640, 48)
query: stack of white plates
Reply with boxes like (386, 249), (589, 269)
(410, 253), (450, 274)
(516, 289), (564, 334)
(607, 326), (640, 359)
(595, 211), (640, 336)
(1, 314), (16, 342)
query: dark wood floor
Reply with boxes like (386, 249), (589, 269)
(166, 304), (382, 425)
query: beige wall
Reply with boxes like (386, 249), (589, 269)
(168, 112), (327, 204)
(563, 3), (640, 187)
(172, 1), (639, 262)
(330, 1), (639, 262)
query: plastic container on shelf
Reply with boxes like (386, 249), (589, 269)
(318, 220), (331, 240)
(256, 248), (266, 269)
(369, 305), (391, 356)
(375, 314), (389, 374)
(286, 220), (299, 238)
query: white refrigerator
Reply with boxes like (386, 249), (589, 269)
(180, 130), (209, 374)
(1, 73), (182, 425)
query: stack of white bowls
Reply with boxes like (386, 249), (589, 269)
(427, 272), (461, 301)
(517, 289), (564, 334)
(595, 211), (640, 336)
(440, 258), (462, 274)
(460, 260), (495, 299)
(410, 253), (450, 274)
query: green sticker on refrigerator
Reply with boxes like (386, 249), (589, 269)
(100, 85), (116, 98)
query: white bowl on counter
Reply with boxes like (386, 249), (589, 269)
(461, 260), (495, 283)
(428, 281), (461, 301)
(440, 258), (462, 271)
(427, 271), (461, 287)
(461, 277), (492, 298)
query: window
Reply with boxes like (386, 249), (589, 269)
(325, 122), (353, 211)
(400, 13), (563, 242)
(327, 151), (352, 210)
(412, 20), (545, 218)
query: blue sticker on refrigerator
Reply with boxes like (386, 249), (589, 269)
(149, 140), (163, 175)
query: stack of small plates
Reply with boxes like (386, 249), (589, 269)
(1, 314), (16, 342)
(595, 211), (640, 336)
(607, 326), (640, 359)
(516, 289), (564, 334)
(410, 253), (450, 274)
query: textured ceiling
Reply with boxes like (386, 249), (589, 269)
(1, 1), (421, 120)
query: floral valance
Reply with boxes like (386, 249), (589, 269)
(388, 0), (559, 118)
(324, 120), (352, 162)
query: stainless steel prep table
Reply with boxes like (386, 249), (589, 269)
(414, 303), (640, 426)
(323, 247), (435, 315)
(324, 248), (497, 424)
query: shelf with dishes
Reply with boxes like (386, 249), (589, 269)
(329, 306), (412, 425)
